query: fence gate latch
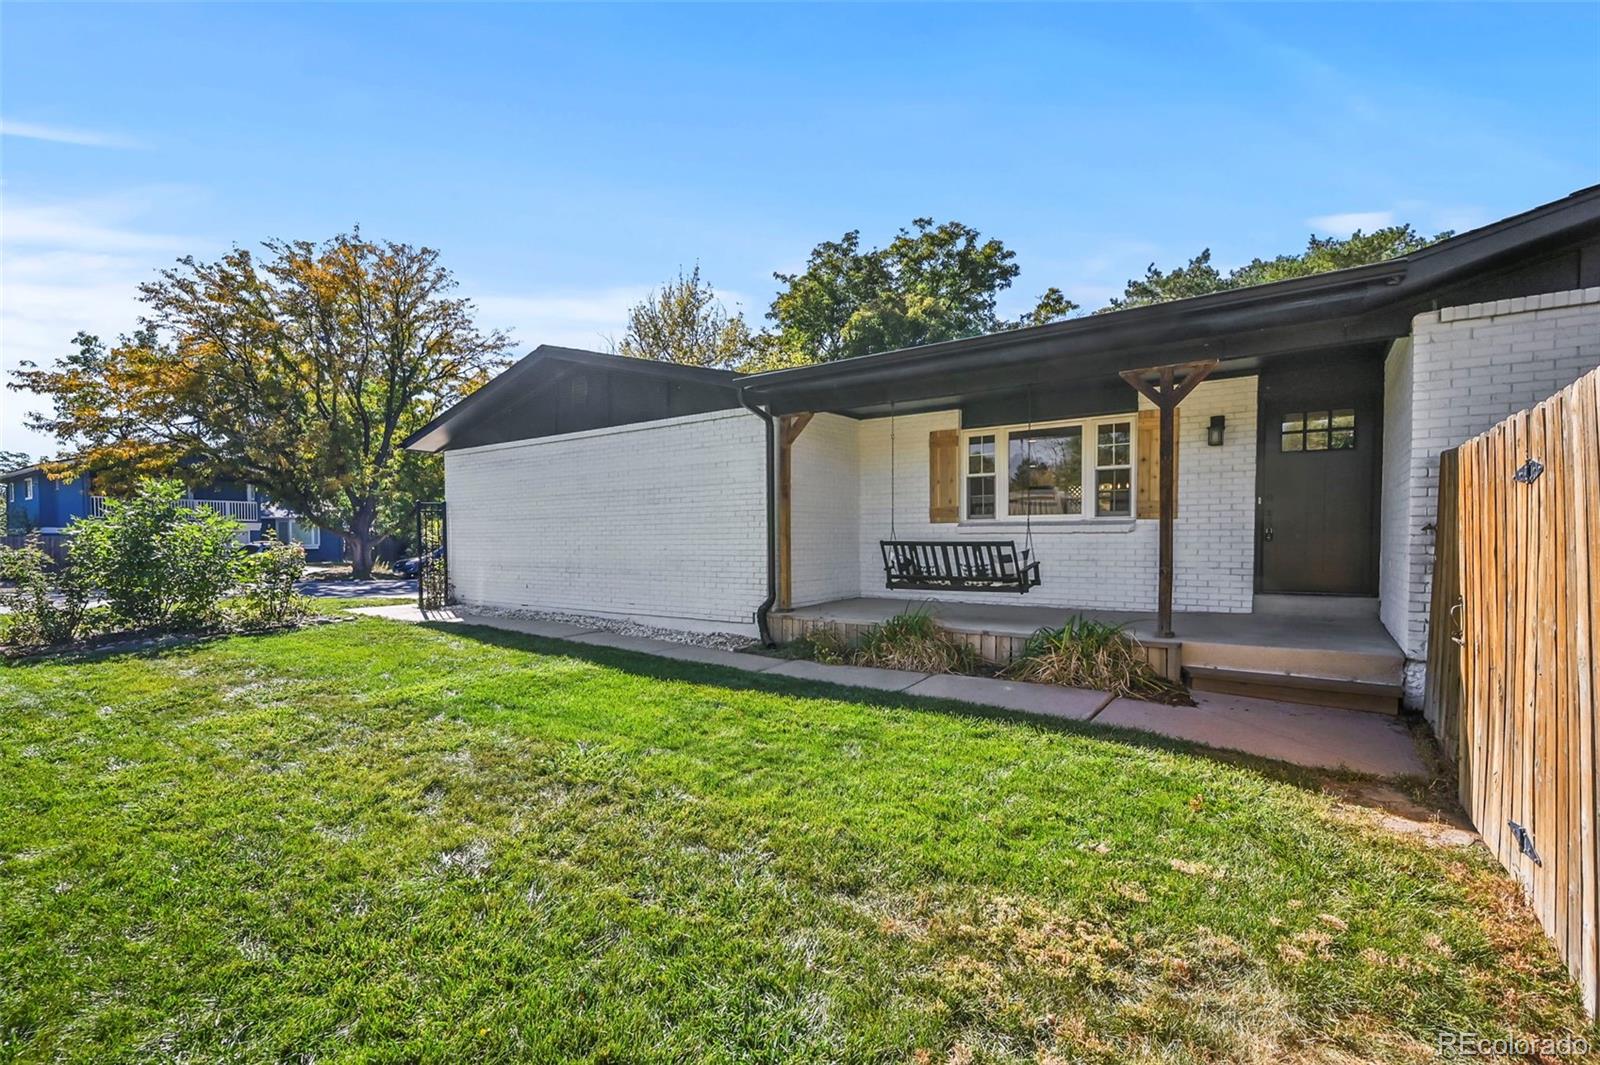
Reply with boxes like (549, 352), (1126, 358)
(1512, 458), (1544, 484)
(1507, 820), (1543, 866)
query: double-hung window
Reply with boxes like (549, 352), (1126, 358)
(963, 416), (1135, 521)
(965, 434), (997, 518)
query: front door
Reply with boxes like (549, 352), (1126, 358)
(1255, 354), (1383, 595)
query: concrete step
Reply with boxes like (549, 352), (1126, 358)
(1177, 636), (1403, 687)
(1185, 665), (1403, 715)
(1252, 594), (1380, 619)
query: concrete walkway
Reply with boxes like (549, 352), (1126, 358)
(297, 577), (416, 599)
(349, 604), (1426, 777)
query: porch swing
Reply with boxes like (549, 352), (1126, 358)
(878, 400), (1042, 594)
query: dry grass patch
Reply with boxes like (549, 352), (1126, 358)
(1, 616), (1591, 1061)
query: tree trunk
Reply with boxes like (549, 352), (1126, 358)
(349, 503), (377, 579)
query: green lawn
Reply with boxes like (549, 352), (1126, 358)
(0, 616), (1589, 1062)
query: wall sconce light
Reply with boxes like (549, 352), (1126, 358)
(1207, 415), (1226, 446)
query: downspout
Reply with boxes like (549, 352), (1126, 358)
(737, 385), (778, 646)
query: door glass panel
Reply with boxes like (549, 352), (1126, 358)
(1281, 409), (1355, 452)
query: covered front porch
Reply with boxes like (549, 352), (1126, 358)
(771, 595), (1406, 714)
(737, 296), (1407, 713)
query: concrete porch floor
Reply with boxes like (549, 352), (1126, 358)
(774, 595), (1399, 652)
(773, 596), (1408, 710)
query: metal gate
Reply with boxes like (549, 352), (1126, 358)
(415, 501), (449, 611)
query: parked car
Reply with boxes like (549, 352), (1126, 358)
(392, 548), (441, 579)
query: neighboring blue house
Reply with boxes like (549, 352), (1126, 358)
(1, 465), (91, 534)
(259, 507), (347, 564)
(1, 464), (345, 563)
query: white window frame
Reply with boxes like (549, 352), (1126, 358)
(24, 477), (34, 501)
(960, 414), (1138, 522)
(288, 519), (321, 550)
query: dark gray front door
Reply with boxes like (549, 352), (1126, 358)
(1255, 357), (1383, 596)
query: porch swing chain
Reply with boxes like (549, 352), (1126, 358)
(1023, 385), (1035, 563)
(888, 400), (897, 541)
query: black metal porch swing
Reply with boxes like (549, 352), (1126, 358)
(878, 400), (1042, 594)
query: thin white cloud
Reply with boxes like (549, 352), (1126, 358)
(1307, 210), (1396, 235)
(0, 191), (198, 456)
(475, 283), (753, 353)
(473, 287), (652, 352)
(4, 199), (189, 253)
(1, 118), (143, 149)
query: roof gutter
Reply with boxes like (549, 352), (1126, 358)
(736, 260), (1408, 396)
(737, 384), (778, 646)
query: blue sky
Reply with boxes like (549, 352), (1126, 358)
(3, 2), (1597, 457)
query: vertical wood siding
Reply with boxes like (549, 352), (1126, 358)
(1424, 365), (1600, 1014)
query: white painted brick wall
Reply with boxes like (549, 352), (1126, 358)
(444, 408), (767, 633)
(1379, 337), (1414, 663)
(440, 376), (1260, 634)
(1386, 287), (1600, 704)
(1165, 376), (1258, 614)
(789, 413), (862, 606)
(849, 377), (1258, 613)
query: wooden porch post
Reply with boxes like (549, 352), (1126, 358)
(1119, 360), (1218, 637)
(775, 412), (814, 610)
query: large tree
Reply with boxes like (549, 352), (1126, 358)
(764, 219), (1073, 365)
(0, 450), (31, 474)
(1106, 224), (1452, 311)
(614, 264), (755, 368)
(12, 233), (511, 577)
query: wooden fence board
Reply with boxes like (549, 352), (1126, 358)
(1425, 366), (1600, 1016)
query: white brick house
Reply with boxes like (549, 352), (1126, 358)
(408, 186), (1600, 710)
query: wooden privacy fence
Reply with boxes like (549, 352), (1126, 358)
(0, 533), (72, 568)
(1424, 366), (1600, 1014)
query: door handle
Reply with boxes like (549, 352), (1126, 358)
(1449, 597), (1465, 646)
(1263, 525), (1274, 542)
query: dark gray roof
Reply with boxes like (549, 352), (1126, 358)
(737, 183), (1600, 414)
(404, 345), (743, 453)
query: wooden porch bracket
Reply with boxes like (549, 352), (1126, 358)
(1119, 359), (1218, 638)
(776, 412), (815, 610)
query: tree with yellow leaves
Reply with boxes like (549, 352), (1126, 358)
(11, 233), (512, 578)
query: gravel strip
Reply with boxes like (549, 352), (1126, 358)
(464, 605), (755, 652)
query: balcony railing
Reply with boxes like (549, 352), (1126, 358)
(88, 496), (260, 521)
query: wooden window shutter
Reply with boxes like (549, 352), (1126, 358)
(928, 429), (960, 523)
(1135, 409), (1178, 519)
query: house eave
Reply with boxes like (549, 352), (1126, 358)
(737, 181), (1600, 416)
(404, 345), (744, 453)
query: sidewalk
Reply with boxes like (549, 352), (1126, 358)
(350, 604), (1426, 778)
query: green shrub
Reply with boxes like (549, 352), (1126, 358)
(234, 535), (308, 629)
(1005, 615), (1188, 702)
(0, 536), (92, 647)
(851, 608), (979, 674)
(70, 479), (243, 629)
(797, 625), (853, 664)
